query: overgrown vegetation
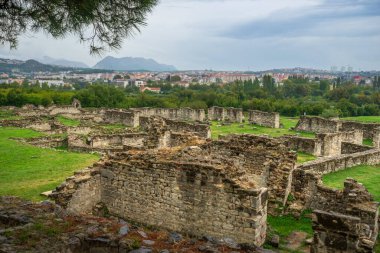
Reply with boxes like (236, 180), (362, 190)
(0, 127), (99, 201)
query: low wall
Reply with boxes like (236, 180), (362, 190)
(104, 110), (139, 127)
(341, 142), (373, 154)
(310, 179), (379, 253)
(315, 130), (363, 157)
(279, 135), (317, 155)
(48, 106), (82, 116)
(248, 110), (280, 128)
(294, 116), (341, 133)
(132, 107), (206, 122)
(291, 149), (380, 208)
(164, 118), (211, 139)
(208, 107), (243, 123)
(341, 120), (380, 139)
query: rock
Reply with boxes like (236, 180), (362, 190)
(67, 236), (81, 248)
(286, 231), (308, 250)
(221, 238), (240, 249)
(160, 250), (170, 253)
(40, 190), (53, 197)
(198, 243), (220, 253)
(168, 232), (182, 243)
(137, 230), (148, 238)
(119, 224), (129, 236)
(129, 247), (152, 253)
(305, 238), (313, 245)
(142, 240), (155, 246)
(203, 235), (218, 244)
(268, 235), (280, 248)
(86, 225), (99, 234)
(0, 235), (7, 243)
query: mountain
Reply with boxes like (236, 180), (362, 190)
(38, 56), (89, 68)
(0, 58), (75, 73)
(93, 56), (177, 71)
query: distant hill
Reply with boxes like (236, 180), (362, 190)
(38, 56), (89, 68)
(0, 58), (74, 73)
(93, 56), (177, 71)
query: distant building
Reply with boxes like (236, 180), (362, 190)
(140, 85), (160, 93)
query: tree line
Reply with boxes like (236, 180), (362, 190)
(1, 77), (380, 118)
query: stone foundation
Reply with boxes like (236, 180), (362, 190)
(294, 116), (341, 133)
(131, 107), (206, 122)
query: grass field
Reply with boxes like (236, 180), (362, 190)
(0, 127), (99, 201)
(322, 165), (380, 202)
(342, 116), (380, 123)
(210, 117), (315, 139)
(297, 152), (316, 163)
(56, 115), (80, 127)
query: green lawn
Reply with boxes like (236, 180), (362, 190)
(342, 116), (380, 123)
(297, 152), (316, 164)
(0, 127), (99, 201)
(57, 115), (80, 127)
(267, 213), (313, 238)
(322, 165), (380, 202)
(210, 117), (315, 139)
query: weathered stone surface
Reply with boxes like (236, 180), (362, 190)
(248, 110), (280, 128)
(208, 107), (243, 123)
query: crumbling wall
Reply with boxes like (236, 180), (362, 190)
(248, 110), (280, 128)
(52, 150), (269, 245)
(341, 142), (373, 154)
(311, 179), (379, 253)
(341, 120), (380, 139)
(279, 135), (317, 155)
(373, 127), (380, 149)
(164, 118), (211, 139)
(208, 107), (243, 123)
(132, 107), (206, 122)
(294, 116), (341, 133)
(48, 106), (82, 116)
(104, 110), (139, 127)
(315, 130), (363, 157)
(291, 149), (380, 209)
(18, 136), (67, 148)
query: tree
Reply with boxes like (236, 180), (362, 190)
(0, 0), (158, 54)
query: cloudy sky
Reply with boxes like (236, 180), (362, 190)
(0, 0), (379, 71)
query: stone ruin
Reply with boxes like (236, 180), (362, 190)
(208, 106), (244, 123)
(295, 115), (380, 140)
(131, 107), (206, 122)
(248, 110), (280, 128)
(311, 179), (379, 253)
(1, 104), (380, 252)
(50, 134), (298, 246)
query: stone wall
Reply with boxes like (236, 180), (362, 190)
(311, 179), (379, 253)
(48, 106), (82, 116)
(104, 110), (139, 127)
(341, 142), (373, 154)
(373, 127), (380, 149)
(248, 110), (280, 128)
(19, 136), (67, 148)
(294, 116), (341, 133)
(279, 135), (317, 155)
(291, 148), (380, 209)
(52, 149), (270, 245)
(315, 130), (363, 157)
(340, 120), (380, 139)
(132, 107), (206, 122)
(208, 107), (243, 123)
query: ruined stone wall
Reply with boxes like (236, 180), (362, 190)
(291, 149), (380, 208)
(340, 120), (380, 139)
(218, 134), (297, 210)
(279, 135), (317, 155)
(53, 152), (269, 245)
(132, 107), (206, 122)
(294, 116), (341, 133)
(208, 107), (243, 123)
(310, 179), (379, 253)
(341, 142), (373, 154)
(20, 136), (67, 148)
(164, 118), (211, 139)
(315, 130), (363, 157)
(248, 110), (280, 128)
(372, 127), (380, 148)
(48, 106), (82, 116)
(104, 110), (139, 127)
